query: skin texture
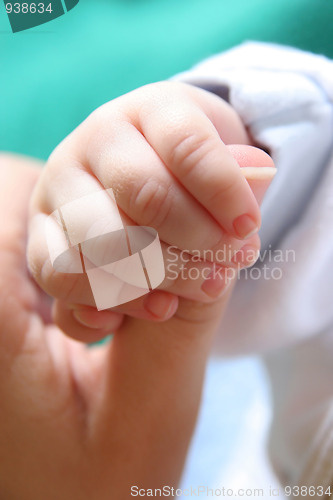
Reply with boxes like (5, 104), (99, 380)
(0, 84), (275, 499)
(27, 82), (275, 342)
(0, 154), (235, 500)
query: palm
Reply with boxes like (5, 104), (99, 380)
(0, 158), (96, 497)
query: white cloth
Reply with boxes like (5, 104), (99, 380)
(176, 43), (333, 495)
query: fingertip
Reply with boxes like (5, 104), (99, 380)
(232, 213), (261, 240)
(143, 291), (179, 321)
(53, 301), (124, 343)
(227, 144), (275, 169)
(72, 306), (124, 331)
(226, 144), (275, 235)
(241, 167), (276, 205)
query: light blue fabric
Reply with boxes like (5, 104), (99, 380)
(181, 357), (271, 490)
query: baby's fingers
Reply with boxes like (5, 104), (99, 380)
(53, 291), (178, 342)
(134, 82), (261, 240)
(53, 300), (124, 343)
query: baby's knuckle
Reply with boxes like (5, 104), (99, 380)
(208, 173), (237, 205)
(138, 80), (184, 100)
(169, 132), (213, 176)
(129, 179), (173, 229)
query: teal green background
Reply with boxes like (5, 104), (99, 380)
(1, 0), (333, 161)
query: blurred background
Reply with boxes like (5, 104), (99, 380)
(1, 0), (333, 160)
(1, 0), (333, 494)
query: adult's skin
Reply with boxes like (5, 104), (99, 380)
(0, 144), (273, 499)
(0, 154), (236, 500)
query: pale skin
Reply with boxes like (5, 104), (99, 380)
(0, 82), (275, 499)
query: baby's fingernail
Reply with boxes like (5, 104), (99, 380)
(144, 292), (177, 319)
(232, 245), (260, 268)
(233, 213), (260, 240)
(73, 310), (99, 328)
(201, 266), (233, 298)
(73, 309), (120, 331)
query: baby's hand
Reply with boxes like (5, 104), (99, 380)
(28, 82), (275, 342)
